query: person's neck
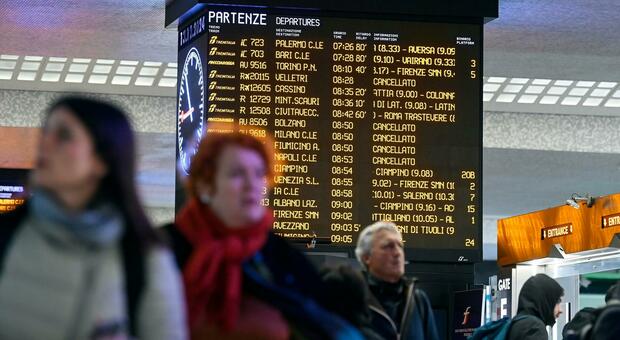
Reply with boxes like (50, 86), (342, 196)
(369, 271), (402, 285)
(52, 185), (98, 212)
(209, 205), (263, 229)
(215, 212), (249, 228)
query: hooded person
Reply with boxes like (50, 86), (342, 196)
(508, 274), (564, 340)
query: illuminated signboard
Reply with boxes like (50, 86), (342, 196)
(176, 7), (482, 262)
(0, 169), (28, 214)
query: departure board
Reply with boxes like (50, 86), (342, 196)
(0, 169), (28, 214)
(176, 8), (482, 262)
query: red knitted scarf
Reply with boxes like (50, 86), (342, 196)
(176, 198), (273, 331)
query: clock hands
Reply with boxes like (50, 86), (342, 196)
(184, 75), (193, 122)
(179, 107), (195, 124)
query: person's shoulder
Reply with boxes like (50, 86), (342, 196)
(507, 313), (547, 340)
(0, 203), (29, 253)
(406, 278), (429, 301)
(262, 232), (307, 259)
(265, 232), (294, 248)
(143, 245), (183, 282)
(511, 313), (546, 329)
(156, 223), (192, 269)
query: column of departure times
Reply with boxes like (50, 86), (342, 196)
(329, 35), (369, 244)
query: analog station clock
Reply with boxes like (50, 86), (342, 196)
(177, 47), (205, 175)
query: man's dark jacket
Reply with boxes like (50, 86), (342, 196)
(508, 274), (563, 340)
(365, 274), (439, 340)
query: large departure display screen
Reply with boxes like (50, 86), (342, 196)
(177, 7), (482, 262)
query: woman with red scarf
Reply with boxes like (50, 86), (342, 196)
(165, 132), (361, 340)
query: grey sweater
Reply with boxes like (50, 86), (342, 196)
(0, 215), (188, 340)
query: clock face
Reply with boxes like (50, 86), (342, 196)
(177, 47), (205, 175)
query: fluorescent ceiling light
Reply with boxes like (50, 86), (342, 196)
(96, 59), (115, 65)
(525, 85), (545, 94)
(163, 68), (176, 77)
(547, 86), (567, 95)
(568, 88), (589, 96)
(598, 82), (617, 88)
(0, 61), (17, 70)
(503, 85), (523, 93)
(158, 78), (177, 87)
(68, 64), (88, 73)
(561, 97), (581, 106)
(21, 62), (40, 71)
(139, 67), (159, 76)
(116, 66), (135, 75)
(510, 78), (529, 84)
(576, 81), (596, 87)
(517, 95), (538, 104)
(0, 70), (13, 80)
(135, 77), (154, 86)
(45, 63), (65, 72)
(111, 75), (131, 85)
(487, 77), (506, 83)
(604, 99), (620, 107)
(540, 96), (560, 105)
(17, 71), (37, 81)
(496, 94), (516, 103)
(41, 73), (61, 82)
(92, 65), (112, 74)
(88, 75), (108, 84)
(583, 98), (603, 106)
(120, 60), (139, 66)
(65, 73), (84, 83)
(590, 89), (611, 97)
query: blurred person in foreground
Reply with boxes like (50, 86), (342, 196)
(355, 221), (439, 340)
(562, 282), (618, 338)
(507, 273), (563, 340)
(164, 131), (361, 340)
(320, 264), (385, 340)
(0, 96), (187, 339)
(563, 281), (620, 339)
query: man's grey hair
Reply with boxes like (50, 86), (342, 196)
(355, 221), (402, 270)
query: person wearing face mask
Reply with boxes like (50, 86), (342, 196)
(507, 273), (564, 340)
(0, 96), (187, 340)
(164, 131), (362, 340)
(355, 221), (439, 340)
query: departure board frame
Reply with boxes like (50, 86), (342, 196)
(175, 4), (484, 263)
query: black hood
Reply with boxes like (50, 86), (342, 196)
(517, 274), (564, 326)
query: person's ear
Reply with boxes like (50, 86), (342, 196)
(195, 179), (214, 203)
(363, 254), (371, 266)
